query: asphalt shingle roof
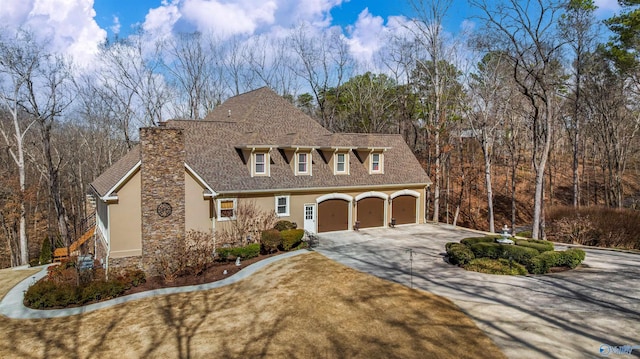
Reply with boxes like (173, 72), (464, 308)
(91, 87), (431, 197)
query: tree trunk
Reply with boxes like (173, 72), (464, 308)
(482, 134), (495, 233)
(42, 125), (70, 245)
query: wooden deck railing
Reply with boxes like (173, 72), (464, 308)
(53, 225), (96, 262)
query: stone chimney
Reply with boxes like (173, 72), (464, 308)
(140, 127), (185, 276)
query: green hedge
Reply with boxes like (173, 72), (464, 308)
(261, 229), (282, 254)
(515, 239), (554, 253)
(516, 231), (532, 238)
(500, 245), (540, 265)
(24, 279), (128, 309)
(281, 229), (304, 251)
(461, 237), (496, 246)
(446, 243), (475, 265)
(217, 243), (261, 261)
(464, 258), (528, 275)
(526, 249), (586, 274)
(560, 249), (586, 269)
(470, 242), (503, 259)
(527, 251), (558, 274)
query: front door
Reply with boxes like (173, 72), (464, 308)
(304, 204), (316, 234)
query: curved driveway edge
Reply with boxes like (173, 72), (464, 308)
(316, 224), (640, 359)
(0, 249), (309, 320)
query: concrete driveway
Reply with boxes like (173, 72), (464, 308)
(316, 224), (640, 359)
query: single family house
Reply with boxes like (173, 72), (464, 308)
(89, 87), (431, 275)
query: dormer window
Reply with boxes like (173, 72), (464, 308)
(335, 152), (349, 174)
(370, 153), (383, 174)
(252, 152), (270, 176)
(296, 152), (311, 175)
(255, 153), (266, 173)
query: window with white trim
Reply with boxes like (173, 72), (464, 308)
(217, 198), (237, 220)
(335, 152), (348, 174)
(370, 153), (383, 173)
(275, 195), (290, 216)
(296, 152), (311, 175)
(254, 153), (266, 174)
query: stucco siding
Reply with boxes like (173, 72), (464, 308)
(185, 171), (212, 234)
(109, 170), (142, 258)
(214, 186), (426, 234)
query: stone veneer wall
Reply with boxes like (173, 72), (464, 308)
(140, 127), (186, 276)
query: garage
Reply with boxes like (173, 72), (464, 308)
(318, 199), (349, 232)
(356, 197), (385, 228)
(392, 195), (417, 225)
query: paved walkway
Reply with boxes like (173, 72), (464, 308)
(0, 250), (309, 319)
(316, 224), (640, 359)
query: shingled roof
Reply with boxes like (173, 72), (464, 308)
(91, 87), (430, 197)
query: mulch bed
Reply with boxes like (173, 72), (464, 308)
(122, 252), (281, 296)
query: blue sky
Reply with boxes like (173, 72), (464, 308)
(0, 0), (623, 67)
(92, 0), (477, 38)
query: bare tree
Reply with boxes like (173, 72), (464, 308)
(584, 50), (640, 207)
(465, 52), (516, 232)
(559, 0), (599, 207)
(406, 0), (458, 223)
(18, 46), (75, 245)
(162, 32), (225, 120)
(471, 0), (566, 239)
(0, 30), (41, 265)
(289, 24), (354, 130)
(96, 35), (169, 147)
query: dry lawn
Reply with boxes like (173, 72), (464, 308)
(0, 253), (505, 359)
(0, 267), (41, 300)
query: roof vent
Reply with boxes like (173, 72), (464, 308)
(228, 109), (231, 117)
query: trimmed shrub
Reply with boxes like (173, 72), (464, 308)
(234, 243), (261, 259)
(500, 245), (540, 266)
(559, 249), (586, 269)
(217, 243), (261, 261)
(261, 229), (282, 254)
(464, 258), (528, 275)
(527, 251), (562, 274)
(470, 242), (503, 259)
(39, 237), (53, 265)
(445, 242), (458, 251)
(274, 220), (297, 231)
(281, 229), (304, 251)
(515, 239), (554, 253)
(24, 278), (129, 309)
(461, 236), (496, 246)
(446, 243), (475, 265)
(80, 281), (125, 303)
(516, 231), (532, 238)
(527, 249), (586, 274)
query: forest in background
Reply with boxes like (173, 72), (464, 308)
(1, 0), (639, 268)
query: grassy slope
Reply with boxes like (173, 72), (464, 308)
(0, 267), (41, 301)
(0, 253), (505, 359)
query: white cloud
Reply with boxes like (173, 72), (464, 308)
(110, 15), (121, 35)
(345, 8), (385, 66)
(180, 0), (277, 37)
(142, 1), (182, 39)
(289, 0), (343, 28)
(0, 0), (106, 67)
(140, 0), (345, 40)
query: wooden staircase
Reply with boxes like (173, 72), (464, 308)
(53, 212), (96, 262)
(54, 227), (96, 262)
